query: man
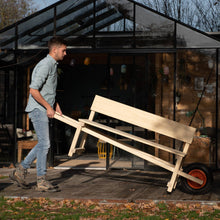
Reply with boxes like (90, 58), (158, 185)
(10, 36), (67, 192)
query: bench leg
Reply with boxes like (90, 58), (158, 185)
(76, 111), (96, 153)
(68, 124), (83, 156)
(167, 143), (190, 192)
(78, 133), (87, 150)
(167, 155), (183, 193)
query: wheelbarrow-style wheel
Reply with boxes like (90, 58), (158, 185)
(180, 163), (213, 194)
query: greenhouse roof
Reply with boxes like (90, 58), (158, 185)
(0, 0), (219, 62)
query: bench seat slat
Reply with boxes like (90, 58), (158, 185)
(82, 125), (175, 171)
(79, 119), (186, 157)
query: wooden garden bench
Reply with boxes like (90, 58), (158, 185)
(54, 95), (203, 193)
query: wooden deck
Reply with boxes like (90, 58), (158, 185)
(0, 167), (219, 202)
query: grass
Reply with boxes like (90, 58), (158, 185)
(0, 175), (8, 180)
(0, 196), (219, 219)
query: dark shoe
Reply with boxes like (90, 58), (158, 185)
(9, 164), (30, 189)
(36, 175), (60, 192)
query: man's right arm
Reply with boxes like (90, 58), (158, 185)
(30, 88), (55, 118)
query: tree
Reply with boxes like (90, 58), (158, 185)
(143, 0), (219, 32)
(0, 0), (37, 29)
(192, 0), (219, 32)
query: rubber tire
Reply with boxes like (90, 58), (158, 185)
(180, 163), (213, 195)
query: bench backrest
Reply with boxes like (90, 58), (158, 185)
(91, 95), (196, 144)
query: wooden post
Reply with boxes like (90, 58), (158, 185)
(167, 143), (190, 192)
(78, 110), (96, 150)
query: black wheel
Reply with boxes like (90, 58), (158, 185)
(180, 163), (213, 195)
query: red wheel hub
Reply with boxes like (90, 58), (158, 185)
(187, 169), (207, 189)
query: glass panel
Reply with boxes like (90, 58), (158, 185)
(18, 9), (54, 35)
(18, 8), (55, 48)
(17, 0), (96, 48)
(96, 0), (134, 48)
(101, 55), (144, 169)
(99, 19), (133, 32)
(177, 24), (220, 48)
(135, 5), (175, 48)
(98, 0), (133, 32)
(177, 49), (217, 167)
(153, 53), (175, 163)
(60, 0), (102, 47)
(53, 53), (109, 167)
(95, 31), (134, 48)
(0, 70), (14, 163)
(96, 14), (122, 31)
(56, 1), (94, 39)
(0, 27), (15, 49)
(56, 0), (84, 13)
(105, 0), (134, 20)
(96, 1), (112, 17)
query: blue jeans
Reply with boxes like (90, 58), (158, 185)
(21, 108), (50, 177)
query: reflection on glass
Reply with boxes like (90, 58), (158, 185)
(176, 49), (216, 130)
(0, 27), (15, 49)
(177, 24), (220, 48)
(135, 5), (174, 48)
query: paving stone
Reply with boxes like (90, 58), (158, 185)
(0, 168), (219, 203)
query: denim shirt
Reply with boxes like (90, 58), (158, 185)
(25, 54), (58, 113)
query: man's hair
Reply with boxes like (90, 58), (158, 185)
(48, 36), (67, 51)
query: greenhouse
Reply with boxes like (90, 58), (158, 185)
(0, 0), (219, 170)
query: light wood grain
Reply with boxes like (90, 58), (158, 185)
(91, 95), (196, 144)
(79, 119), (185, 157)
